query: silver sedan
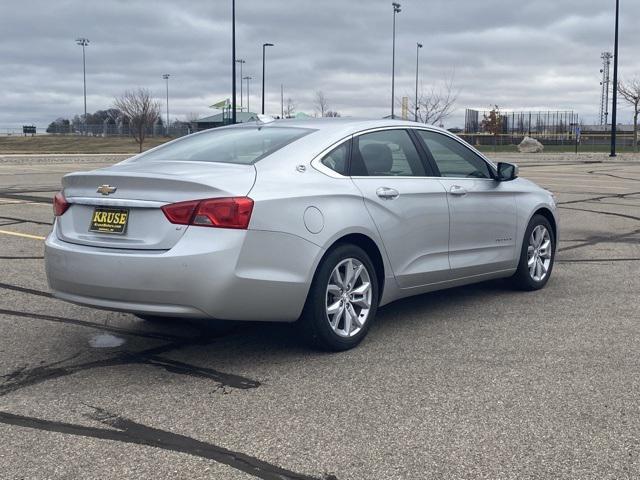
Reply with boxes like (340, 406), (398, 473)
(45, 118), (558, 350)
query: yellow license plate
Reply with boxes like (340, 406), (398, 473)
(89, 207), (129, 234)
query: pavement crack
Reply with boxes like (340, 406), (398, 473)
(557, 257), (640, 263)
(0, 215), (52, 226)
(0, 408), (324, 480)
(0, 193), (53, 204)
(0, 282), (54, 298)
(0, 308), (185, 342)
(558, 228), (640, 253)
(558, 205), (640, 223)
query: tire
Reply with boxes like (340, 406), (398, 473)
(299, 244), (379, 351)
(511, 214), (556, 291)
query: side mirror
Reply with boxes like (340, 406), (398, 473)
(497, 162), (518, 181)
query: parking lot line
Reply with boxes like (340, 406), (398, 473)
(0, 229), (45, 240)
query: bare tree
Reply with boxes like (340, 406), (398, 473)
(407, 76), (459, 126)
(481, 105), (503, 136)
(284, 98), (296, 118)
(114, 88), (160, 152)
(618, 78), (640, 152)
(314, 90), (329, 117)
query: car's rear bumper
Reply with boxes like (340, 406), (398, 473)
(45, 226), (322, 321)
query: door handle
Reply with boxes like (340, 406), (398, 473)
(376, 187), (400, 200)
(449, 185), (467, 196)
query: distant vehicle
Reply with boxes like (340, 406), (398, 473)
(45, 118), (558, 350)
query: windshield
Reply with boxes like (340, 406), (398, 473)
(133, 126), (314, 164)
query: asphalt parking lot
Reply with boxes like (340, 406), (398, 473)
(0, 152), (639, 479)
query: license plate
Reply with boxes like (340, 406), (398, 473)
(89, 207), (129, 234)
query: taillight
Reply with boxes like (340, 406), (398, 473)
(160, 200), (200, 225)
(161, 197), (254, 229)
(53, 191), (70, 216)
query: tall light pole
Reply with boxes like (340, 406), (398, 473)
(162, 74), (170, 136)
(231, 0), (237, 124)
(243, 76), (252, 112)
(75, 37), (89, 134)
(262, 43), (274, 115)
(390, 3), (401, 119)
(236, 59), (245, 111)
(415, 42), (423, 122)
(610, 0), (620, 157)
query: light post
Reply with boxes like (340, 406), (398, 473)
(162, 74), (170, 136)
(390, 2), (401, 119)
(610, 0), (620, 157)
(415, 42), (423, 122)
(231, 0), (237, 124)
(75, 37), (89, 134)
(236, 59), (245, 111)
(262, 43), (274, 115)
(243, 76), (252, 112)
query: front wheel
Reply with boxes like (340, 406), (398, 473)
(299, 244), (379, 351)
(511, 214), (556, 291)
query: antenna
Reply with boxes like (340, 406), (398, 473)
(599, 52), (613, 126)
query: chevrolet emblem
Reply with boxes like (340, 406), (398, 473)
(97, 185), (117, 196)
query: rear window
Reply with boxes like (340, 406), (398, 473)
(133, 126), (313, 164)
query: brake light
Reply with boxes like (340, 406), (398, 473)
(161, 197), (254, 229)
(160, 200), (200, 225)
(53, 191), (70, 216)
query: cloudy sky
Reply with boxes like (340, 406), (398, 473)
(1, 0), (639, 130)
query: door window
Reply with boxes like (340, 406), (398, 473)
(417, 131), (492, 179)
(351, 130), (426, 177)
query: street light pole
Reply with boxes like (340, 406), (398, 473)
(243, 76), (252, 112)
(391, 3), (401, 119)
(231, 0), (237, 124)
(236, 59), (245, 111)
(262, 43), (274, 115)
(162, 74), (170, 136)
(610, 0), (620, 157)
(75, 37), (89, 134)
(415, 42), (423, 122)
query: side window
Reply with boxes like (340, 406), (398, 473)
(417, 130), (492, 179)
(351, 129), (426, 177)
(320, 141), (349, 176)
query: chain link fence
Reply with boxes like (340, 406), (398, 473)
(457, 133), (639, 153)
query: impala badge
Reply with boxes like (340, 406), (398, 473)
(97, 184), (117, 196)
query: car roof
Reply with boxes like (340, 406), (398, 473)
(235, 117), (450, 135)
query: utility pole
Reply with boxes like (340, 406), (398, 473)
(75, 37), (89, 134)
(231, 0), (237, 124)
(236, 59), (245, 111)
(162, 74), (170, 136)
(244, 76), (252, 112)
(390, 2), (401, 119)
(281, 84), (284, 118)
(262, 43), (274, 115)
(415, 42), (423, 122)
(610, 0), (620, 157)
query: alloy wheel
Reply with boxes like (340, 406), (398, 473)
(527, 225), (552, 282)
(325, 258), (372, 338)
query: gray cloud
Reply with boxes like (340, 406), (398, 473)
(1, 0), (638, 129)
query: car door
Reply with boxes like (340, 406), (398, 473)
(349, 128), (450, 288)
(414, 129), (517, 277)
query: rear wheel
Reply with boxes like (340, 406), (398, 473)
(300, 244), (379, 351)
(511, 214), (555, 291)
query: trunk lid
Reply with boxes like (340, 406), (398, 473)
(57, 161), (256, 250)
